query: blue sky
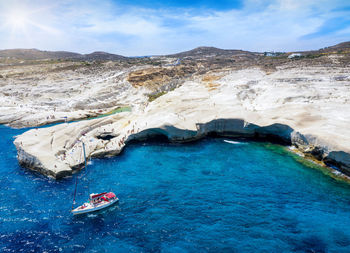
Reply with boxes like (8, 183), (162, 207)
(0, 0), (349, 56)
(115, 0), (244, 10)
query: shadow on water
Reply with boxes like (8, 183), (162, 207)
(292, 235), (328, 253)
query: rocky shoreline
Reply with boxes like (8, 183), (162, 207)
(13, 116), (350, 179)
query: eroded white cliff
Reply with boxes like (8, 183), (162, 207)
(12, 66), (350, 178)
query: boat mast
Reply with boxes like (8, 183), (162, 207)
(82, 142), (90, 194)
(82, 142), (87, 171)
(71, 141), (87, 211)
(72, 175), (78, 210)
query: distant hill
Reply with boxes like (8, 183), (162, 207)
(83, 51), (127, 61)
(0, 48), (126, 61)
(1, 41), (349, 61)
(0, 49), (81, 60)
(320, 42), (350, 52)
(170, 42), (350, 58)
(167, 46), (257, 58)
(289, 41), (350, 56)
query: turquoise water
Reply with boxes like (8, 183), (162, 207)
(1, 125), (350, 252)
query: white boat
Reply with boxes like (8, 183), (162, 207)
(72, 192), (119, 215)
(71, 142), (119, 215)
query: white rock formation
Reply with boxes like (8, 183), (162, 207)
(0, 61), (148, 127)
(12, 65), (350, 178)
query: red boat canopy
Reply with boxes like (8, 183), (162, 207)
(90, 192), (115, 200)
(105, 192), (116, 199)
(91, 192), (107, 199)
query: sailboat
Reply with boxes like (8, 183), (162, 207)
(71, 142), (119, 215)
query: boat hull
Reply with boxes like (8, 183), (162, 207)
(72, 198), (119, 215)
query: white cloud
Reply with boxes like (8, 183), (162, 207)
(81, 16), (166, 36)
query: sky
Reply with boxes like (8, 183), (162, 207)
(0, 0), (349, 56)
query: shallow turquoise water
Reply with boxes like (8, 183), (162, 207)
(1, 125), (350, 252)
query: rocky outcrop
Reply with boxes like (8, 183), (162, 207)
(0, 61), (148, 128)
(14, 134), (72, 178)
(127, 65), (197, 90)
(13, 114), (350, 179)
(291, 132), (350, 175)
(324, 151), (350, 175)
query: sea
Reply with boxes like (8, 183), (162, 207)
(1, 125), (350, 252)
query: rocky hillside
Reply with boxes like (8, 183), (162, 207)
(0, 48), (126, 61)
(0, 49), (81, 60)
(167, 46), (258, 58)
(320, 41), (350, 53)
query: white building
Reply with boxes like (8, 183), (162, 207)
(288, 53), (302, 59)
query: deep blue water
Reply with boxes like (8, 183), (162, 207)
(1, 125), (350, 252)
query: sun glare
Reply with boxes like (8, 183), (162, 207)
(3, 7), (59, 35)
(5, 10), (29, 30)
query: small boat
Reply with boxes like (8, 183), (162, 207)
(72, 192), (119, 215)
(71, 142), (119, 215)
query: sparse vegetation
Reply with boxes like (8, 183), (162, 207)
(104, 106), (131, 115)
(304, 54), (323, 59)
(147, 91), (167, 102)
(84, 106), (132, 121)
(289, 54), (323, 60)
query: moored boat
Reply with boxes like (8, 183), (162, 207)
(71, 142), (119, 215)
(72, 192), (119, 215)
